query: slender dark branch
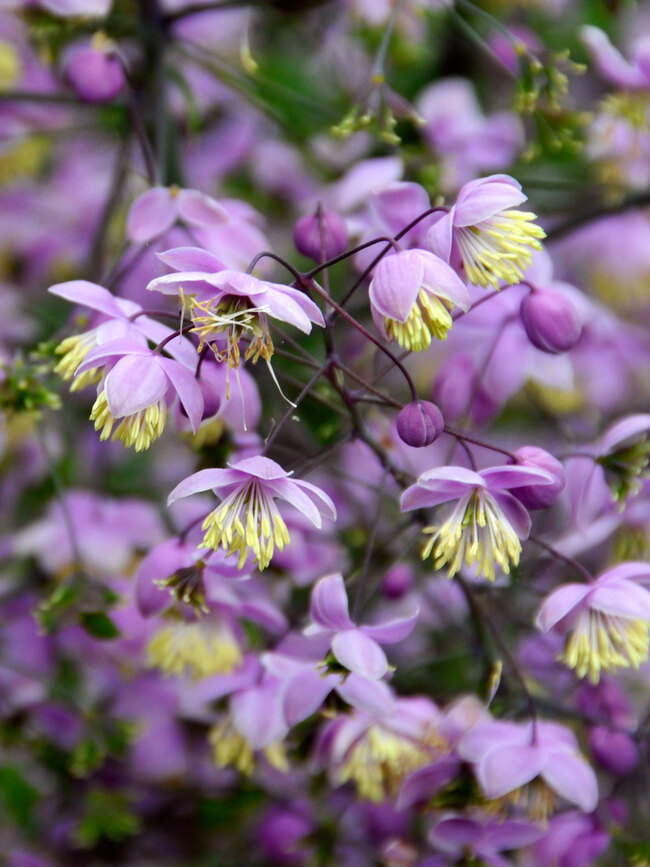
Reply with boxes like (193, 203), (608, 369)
(305, 236), (401, 280)
(124, 79), (158, 186)
(333, 360), (403, 409)
(529, 535), (593, 582)
(87, 138), (130, 281)
(262, 363), (330, 454)
(153, 325), (195, 354)
(444, 426), (517, 462)
(352, 467), (390, 620)
(545, 188), (650, 241)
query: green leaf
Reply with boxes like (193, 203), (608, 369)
(76, 789), (141, 848)
(0, 765), (39, 832)
(79, 611), (121, 640)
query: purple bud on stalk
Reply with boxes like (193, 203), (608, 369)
(396, 400), (444, 448)
(293, 210), (348, 262)
(520, 289), (582, 354)
(64, 37), (125, 103)
(512, 446), (565, 509)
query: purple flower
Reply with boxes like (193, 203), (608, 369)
(75, 338), (203, 451)
(369, 248), (470, 351)
(126, 186), (228, 245)
(63, 34), (125, 103)
(147, 248), (324, 373)
(428, 812), (543, 867)
(304, 573), (419, 680)
(536, 561), (650, 683)
(581, 25), (650, 89)
(401, 464), (554, 581)
(48, 279), (177, 392)
(459, 718), (599, 816)
(427, 174), (546, 289)
(167, 456), (336, 570)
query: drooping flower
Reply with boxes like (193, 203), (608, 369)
(167, 456), (336, 570)
(400, 465), (554, 581)
(304, 573), (419, 680)
(74, 339), (203, 451)
(369, 249), (470, 351)
(536, 561), (650, 683)
(48, 279), (176, 392)
(126, 186), (229, 245)
(427, 174), (546, 290)
(147, 247), (324, 374)
(458, 718), (599, 817)
(427, 812), (543, 866)
(147, 614), (243, 680)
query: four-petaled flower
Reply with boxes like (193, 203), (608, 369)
(304, 573), (419, 680)
(536, 561), (650, 683)
(458, 718), (598, 817)
(146, 247), (324, 375)
(167, 456), (336, 570)
(400, 465), (554, 581)
(428, 174), (546, 290)
(369, 248), (470, 352)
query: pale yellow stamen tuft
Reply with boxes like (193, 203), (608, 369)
(336, 725), (434, 803)
(421, 490), (521, 582)
(90, 389), (167, 451)
(147, 620), (241, 680)
(560, 608), (650, 684)
(384, 290), (453, 352)
(456, 210), (546, 290)
(54, 332), (102, 391)
(209, 720), (288, 775)
(200, 481), (290, 570)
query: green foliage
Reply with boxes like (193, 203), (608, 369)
(79, 610), (121, 640)
(0, 765), (39, 833)
(76, 788), (141, 848)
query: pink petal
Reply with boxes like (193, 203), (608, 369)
(481, 464), (556, 491)
(477, 744), (546, 799)
(589, 581), (650, 620)
(309, 573), (354, 630)
(426, 211), (454, 262)
(420, 251), (471, 311)
(159, 357), (203, 433)
(48, 280), (125, 318)
(369, 251), (423, 323)
(543, 751), (599, 812)
(228, 455), (288, 480)
(332, 629), (388, 679)
(75, 338), (153, 375)
(176, 189), (229, 226)
(104, 355), (168, 416)
(127, 187), (177, 244)
(156, 246), (226, 274)
(230, 681), (288, 748)
(491, 491), (531, 539)
(335, 673), (395, 716)
(453, 176), (526, 226)
(581, 25), (646, 88)
(283, 669), (340, 726)
(167, 468), (243, 505)
(362, 607), (419, 644)
(535, 583), (591, 632)
(600, 413), (650, 454)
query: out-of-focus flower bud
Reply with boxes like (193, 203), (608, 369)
(64, 34), (125, 103)
(589, 726), (639, 776)
(396, 400), (444, 448)
(520, 289), (582, 354)
(293, 210), (348, 262)
(512, 446), (565, 509)
(383, 564), (414, 599)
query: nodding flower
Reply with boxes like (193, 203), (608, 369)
(167, 456), (336, 571)
(74, 339), (203, 452)
(401, 464), (555, 582)
(369, 248), (470, 352)
(536, 561), (650, 683)
(428, 174), (546, 290)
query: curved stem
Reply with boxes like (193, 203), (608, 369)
(444, 426), (517, 462)
(529, 535), (593, 582)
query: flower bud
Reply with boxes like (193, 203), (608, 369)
(520, 289), (582, 354)
(512, 446), (565, 509)
(396, 400), (444, 448)
(589, 726), (639, 776)
(383, 564), (414, 599)
(64, 36), (125, 103)
(293, 210), (348, 262)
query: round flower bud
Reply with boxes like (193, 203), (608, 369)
(293, 210), (348, 263)
(383, 564), (414, 599)
(396, 400), (444, 448)
(512, 446), (565, 510)
(589, 726), (639, 776)
(520, 289), (582, 354)
(64, 37), (125, 103)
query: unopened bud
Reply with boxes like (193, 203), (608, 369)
(64, 38), (125, 103)
(383, 564), (414, 599)
(520, 289), (582, 354)
(293, 210), (348, 263)
(512, 446), (565, 509)
(396, 400), (443, 448)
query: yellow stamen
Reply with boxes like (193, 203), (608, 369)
(209, 720), (288, 775)
(54, 332), (102, 391)
(456, 210), (546, 290)
(421, 490), (521, 581)
(147, 620), (241, 680)
(90, 389), (167, 451)
(560, 609), (650, 684)
(384, 290), (453, 352)
(200, 480), (290, 570)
